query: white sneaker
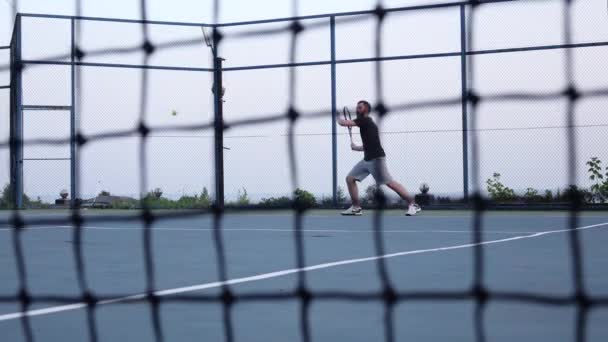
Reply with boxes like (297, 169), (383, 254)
(406, 204), (418, 216)
(341, 206), (363, 216)
(414, 203), (422, 213)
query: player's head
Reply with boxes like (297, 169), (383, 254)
(356, 100), (371, 117)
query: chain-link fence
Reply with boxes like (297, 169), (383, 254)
(3, 1), (608, 209)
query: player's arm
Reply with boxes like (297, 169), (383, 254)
(337, 118), (357, 127)
(351, 142), (364, 152)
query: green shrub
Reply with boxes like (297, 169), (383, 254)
(293, 188), (316, 209)
(259, 196), (291, 208)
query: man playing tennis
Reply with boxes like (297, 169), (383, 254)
(337, 100), (420, 216)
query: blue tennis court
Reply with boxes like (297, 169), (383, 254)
(1, 210), (607, 341)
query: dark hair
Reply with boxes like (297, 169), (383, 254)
(357, 100), (372, 114)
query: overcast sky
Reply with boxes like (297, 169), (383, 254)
(1, 0), (608, 202)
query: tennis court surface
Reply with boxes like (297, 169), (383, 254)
(1, 210), (607, 341)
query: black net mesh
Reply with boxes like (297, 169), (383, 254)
(2, 0), (608, 341)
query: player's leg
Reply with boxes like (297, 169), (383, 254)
(371, 158), (420, 216)
(342, 160), (370, 216)
(346, 175), (361, 207)
(386, 180), (421, 216)
(385, 180), (414, 204)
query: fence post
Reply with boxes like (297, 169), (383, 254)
(460, 5), (469, 202)
(70, 18), (78, 208)
(10, 15), (24, 209)
(330, 16), (338, 207)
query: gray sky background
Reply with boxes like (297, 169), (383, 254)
(1, 0), (608, 202)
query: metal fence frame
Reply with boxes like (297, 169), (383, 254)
(6, 0), (608, 208)
(1, 43), (10, 206)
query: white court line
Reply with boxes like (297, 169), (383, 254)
(1, 221), (607, 322)
(0, 225), (565, 235)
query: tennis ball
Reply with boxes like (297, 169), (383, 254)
(171, 110), (177, 116)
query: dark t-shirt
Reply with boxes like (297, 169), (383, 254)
(354, 116), (386, 161)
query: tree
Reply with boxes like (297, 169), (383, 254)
(362, 185), (378, 206)
(199, 187), (211, 207)
(523, 187), (542, 203)
(420, 183), (430, 194)
(415, 183), (433, 205)
(558, 185), (590, 204)
(1, 184), (12, 208)
(361, 185), (388, 206)
(587, 157), (608, 203)
(336, 186), (347, 204)
(236, 187), (250, 206)
(152, 188), (163, 199)
(544, 189), (554, 202)
(486, 173), (516, 202)
(1, 183), (32, 208)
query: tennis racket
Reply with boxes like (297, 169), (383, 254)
(343, 106), (353, 143)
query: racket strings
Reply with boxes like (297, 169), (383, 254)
(343, 106), (353, 143)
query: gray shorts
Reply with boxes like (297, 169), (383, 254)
(347, 157), (394, 185)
